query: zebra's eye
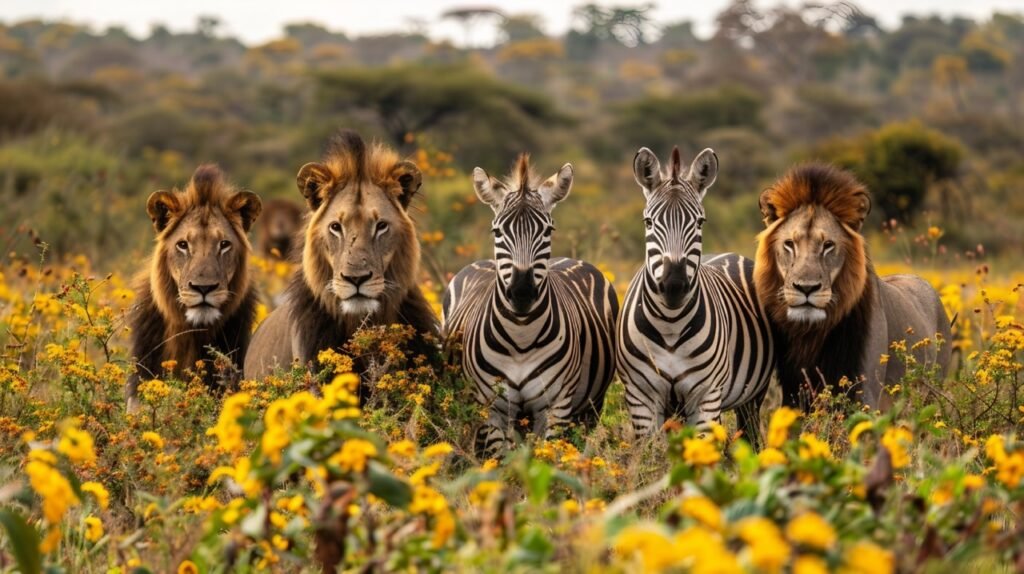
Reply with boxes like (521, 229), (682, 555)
(544, 225), (554, 236)
(696, 217), (706, 229)
(643, 218), (653, 229)
(822, 239), (836, 254)
(329, 222), (342, 236)
(375, 221), (389, 236)
(219, 240), (231, 253)
(493, 228), (503, 239)
(176, 240), (189, 253)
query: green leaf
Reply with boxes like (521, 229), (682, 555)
(526, 461), (552, 504)
(0, 509), (41, 574)
(367, 461), (412, 508)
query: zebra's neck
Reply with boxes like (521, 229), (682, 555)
(491, 279), (553, 344)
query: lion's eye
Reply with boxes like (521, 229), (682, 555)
(783, 239), (795, 252)
(176, 240), (189, 253)
(329, 222), (342, 236)
(375, 221), (389, 236)
(822, 240), (835, 254)
(219, 240), (231, 253)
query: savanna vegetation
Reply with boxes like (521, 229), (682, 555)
(0, 2), (1022, 572)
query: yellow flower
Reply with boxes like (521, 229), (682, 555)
(798, 434), (832, 461)
(207, 392), (251, 454)
(481, 458), (499, 471)
(786, 512), (836, 550)
(963, 474), (985, 490)
(387, 440), (416, 458)
(683, 437), (721, 467)
(178, 560), (199, 574)
(330, 439), (377, 474)
(707, 422), (728, 444)
(58, 425), (96, 465)
(849, 421), (873, 446)
(81, 481), (110, 510)
(141, 431), (165, 450)
(881, 427), (913, 469)
(794, 554), (829, 574)
(842, 541), (893, 574)
(759, 447), (788, 467)
(927, 226), (942, 240)
(767, 407), (800, 448)
(39, 527), (61, 553)
(737, 517), (790, 573)
(138, 379), (171, 403)
(423, 442), (453, 458)
(468, 480), (502, 507)
(26, 449), (79, 524)
(84, 515), (103, 542)
(680, 496), (722, 531)
(614, 525), (678, 572)
(996, 452), (1024, 488)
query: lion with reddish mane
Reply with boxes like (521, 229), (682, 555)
(243, 130), (439, 383)
(126, 165), (262, 411)
(755, 163), (952, 409)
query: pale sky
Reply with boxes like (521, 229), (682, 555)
(2, 0), (1022, 45)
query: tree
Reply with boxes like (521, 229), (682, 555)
(441, 7), (505, 47)
(566, 3), (654, 58)
(312, 64), (569, 169)
(821, 122), (963, 223)
(499, 14), (545, 43)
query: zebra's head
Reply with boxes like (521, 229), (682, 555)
(633, 146), (718, 309)
(473, 154), (573, 315)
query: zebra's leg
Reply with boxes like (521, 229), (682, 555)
(624, 377), (666, 437)
(474, 383), (516, 458)
(538, 385), (576, 441)
(736, 387), (768, 450)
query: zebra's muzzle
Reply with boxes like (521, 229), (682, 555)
(507, 267), (538, 313)
(658, 259), (689, 308)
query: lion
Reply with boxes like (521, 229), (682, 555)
(256, 197), (304, 259)
(243, 130), (439, 384)
(126, 164), (262, 412)
(755, 163), (951, 409)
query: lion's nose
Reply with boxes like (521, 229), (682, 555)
(793, 282), (822, 296)
(189, 282), (219, 296)
(342, 272), (372, 287)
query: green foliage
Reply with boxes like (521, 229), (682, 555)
(819, 121), (963, 224)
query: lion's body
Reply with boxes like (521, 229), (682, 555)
(127, 165), (262, 409)
(244, 130), (439, 381)
(756, 164), (951, 409)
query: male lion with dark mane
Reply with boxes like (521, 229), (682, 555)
(755, 163), (951, 410)
(127, 165), (262, 412)
(243, 130), (439, 384)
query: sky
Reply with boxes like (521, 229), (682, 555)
(2, 0), (1022, 45)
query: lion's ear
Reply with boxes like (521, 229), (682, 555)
(759, 188), (779, 227)
(296, 162), (334, 210)
(146, 190), (180, 233)
(633, 147), (661, 198)
(228, 190), (263, 232)
(852, 193), (872, 232)
(687, 148), (718, 198)
(473, 167), (508, 213)
(390, 161), (422, 209)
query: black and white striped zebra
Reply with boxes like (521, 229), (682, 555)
(616, 147), (774, 445)
(443, 155), (618, 454)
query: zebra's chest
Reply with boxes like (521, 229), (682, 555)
(499, 333), (568, 384)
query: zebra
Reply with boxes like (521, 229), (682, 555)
(616, 146), (775, 446)
(443, 154), (619, 454)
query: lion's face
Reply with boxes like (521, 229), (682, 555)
(147, 165), (262, 327)
(766, 205), (851, 324)
(297, 152), (422, 319)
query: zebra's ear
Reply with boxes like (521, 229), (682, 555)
(687, 148), (718, 198)
(633, 147), (661, 198)
(473, 167), (508, 213)
(539, 163), (573, 210)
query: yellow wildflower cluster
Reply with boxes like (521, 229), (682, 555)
(207, 392), (251, 454)
(985, 435), (1024, 488)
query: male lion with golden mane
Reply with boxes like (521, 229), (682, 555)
(755, 163), (951, 409)
(127, 165), (262, 412)
(243, 130), (439, 383)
